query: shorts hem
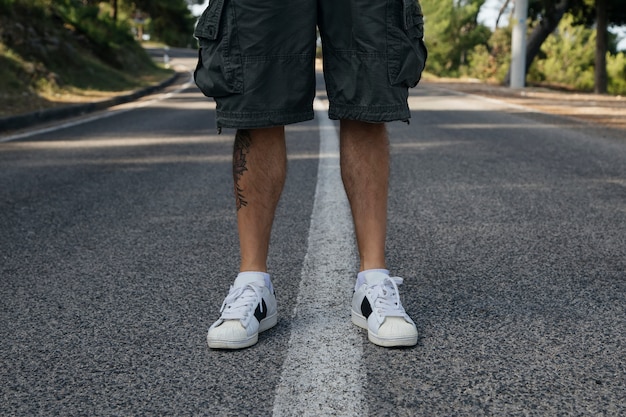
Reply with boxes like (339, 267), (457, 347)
(328, 104), (410, 123)
(216, 110), (314, 129)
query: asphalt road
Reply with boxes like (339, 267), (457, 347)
(1, 49), (625, 416)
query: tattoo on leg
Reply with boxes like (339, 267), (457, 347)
(233, 130), (252, 210)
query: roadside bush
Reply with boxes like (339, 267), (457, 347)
(607, 52), (626, 95)
(464, 27), (511, 82)
(53, 2), (152, 72)
(528, 14), (596, 91)
(421, 0), (491, 77)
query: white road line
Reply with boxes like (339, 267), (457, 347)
(0, 71), (194, 144)
(272, 98), (366, 417)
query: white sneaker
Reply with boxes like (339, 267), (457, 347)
(207, 272), (277, 349)
(351, 271), (418, 347)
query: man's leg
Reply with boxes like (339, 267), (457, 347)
(341, 119), (418, 347)
(233, 127), (287, 272)
(339, 119), (389, 272)
(197, 0), (316, 350)
(206, 126), (285, 350)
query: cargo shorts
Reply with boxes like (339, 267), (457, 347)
(193, 0), (427, 129)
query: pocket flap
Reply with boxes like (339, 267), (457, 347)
(402, 0), (424, 32)
(194, 0), (226, 40)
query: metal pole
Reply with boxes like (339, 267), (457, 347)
(510, 0), (528, 88)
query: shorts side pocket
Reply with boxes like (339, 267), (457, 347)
(387, 0), (428, 88)
(193, 0), (243, 97)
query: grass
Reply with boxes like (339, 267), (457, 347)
(0, 43), (173, 118)
(0, 1), (174, 118)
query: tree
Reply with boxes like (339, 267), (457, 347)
(127, 0), (196, 46)
(465, 26), (512, 81)
(522, 10), (625, 93)
(495, 0), (512, 28)
(421, 0), (491, 76)
(528, 14), (596, 90)
(504, 0), (570, 85)
(99, 0), (197, 46)
(503, 0), (626, 92)
(593, 0), (626, 93)
(595, 0), (607, 92)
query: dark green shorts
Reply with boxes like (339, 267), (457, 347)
(194, 0), (427, 129)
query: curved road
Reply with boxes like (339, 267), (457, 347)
(1, 48), (625, 416)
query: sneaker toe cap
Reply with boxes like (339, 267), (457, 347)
(376, 317), (417, 339)
(208, 319), (250, 340)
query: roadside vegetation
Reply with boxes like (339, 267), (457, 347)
(1, 0), (625, 120)
(421, 0), (626, 95)
(0, 0), (195, 117)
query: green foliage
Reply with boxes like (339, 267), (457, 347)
(0, 47), (26, 91)
(607, 52), (626, 95)
(54, 2), (147, 71)
(2, 0), (195, 48)
(117, 0), (196, 47)
(0, 0), (173, 116)
(421, 0), (626, 94)
(421, 0), (491, 77)
(464, 27), (511, 82)
(528, 14), (596, 91)
(521, 13), (626, 94)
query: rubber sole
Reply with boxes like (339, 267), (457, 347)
(207, 313), (278, 350)
(351, 310), (417, 347)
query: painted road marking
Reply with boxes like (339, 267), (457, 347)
(0, 71), (194, 144)
(272, 97), (366, 417)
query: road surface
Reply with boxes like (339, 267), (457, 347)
(1, 48), (625, 416)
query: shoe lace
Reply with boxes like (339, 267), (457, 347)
(369, 277), (407, 317)
(219, 284), (264, 322)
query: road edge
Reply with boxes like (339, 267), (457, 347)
(0, 71), (184, 133)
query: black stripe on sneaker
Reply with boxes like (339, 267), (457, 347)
(361, 298), (372, 319)
(254, 299), (268, 322)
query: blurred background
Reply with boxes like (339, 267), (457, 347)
(1, 0), (625, 120)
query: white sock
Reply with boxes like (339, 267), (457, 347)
(236, 271), (273, 293)
(355, 269), (390, 291)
